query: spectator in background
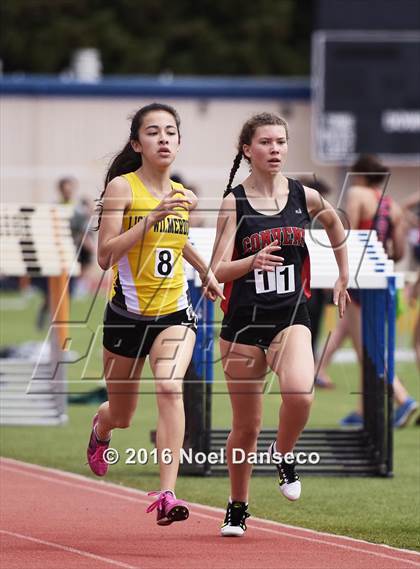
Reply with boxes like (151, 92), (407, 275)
(316, 155), (418, 427)
(58, 177), (95, 296)
(402, 192), (420, 375)
(299, 176), (334, 387)
(34, 177), (95, 328)
(407, 271), (420, 374)
(402, 191), (420, 269)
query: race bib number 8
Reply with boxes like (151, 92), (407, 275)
(254, 264), (295, 294)
(154, 248), (175, 278)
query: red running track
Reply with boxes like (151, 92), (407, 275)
(1, 458), (419, 569)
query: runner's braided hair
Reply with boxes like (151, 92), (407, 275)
(224, 113), (289, 197)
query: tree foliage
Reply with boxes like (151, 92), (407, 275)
(0, 0), (312, 75)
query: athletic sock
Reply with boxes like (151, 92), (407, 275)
(229, 496), (248, 506)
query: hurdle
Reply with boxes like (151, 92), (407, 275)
(0, 203), (80, 425)
(185, 227), (403, 477)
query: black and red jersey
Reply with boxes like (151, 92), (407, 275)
(358, 189), (393, 247)
(221, 178), (311, 316)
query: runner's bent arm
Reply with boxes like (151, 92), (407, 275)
(185, 189), (198, 211)
(304, 186), (350, 316)
(98, 177), (190, 270)
(210, 193), (284, 283)
(183, 241), (224, 300)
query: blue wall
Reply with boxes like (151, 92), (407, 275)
(0, 75), (310, 100)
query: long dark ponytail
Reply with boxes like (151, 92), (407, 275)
(224, 112), (289, 197)
(95, 102), (181, 229)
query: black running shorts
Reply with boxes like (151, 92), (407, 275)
(220, 303), (311, 350)
(103, 303), (197, 359)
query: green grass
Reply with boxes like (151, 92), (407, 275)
(1, 291), (419, 551)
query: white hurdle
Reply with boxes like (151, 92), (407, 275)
(187, 227), (402, 476)
(0, 203), (80, 426)
(188, 227), (404, 290)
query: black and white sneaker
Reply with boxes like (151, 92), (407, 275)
(220, 500), (250, 537)
(269, 442), (301, 501)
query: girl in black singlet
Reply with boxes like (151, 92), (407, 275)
(211, 113), (350, 537)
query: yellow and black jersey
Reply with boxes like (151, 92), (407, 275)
(109, 172), (190, 317)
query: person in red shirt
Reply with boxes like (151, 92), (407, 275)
(316, 155), (418, 427)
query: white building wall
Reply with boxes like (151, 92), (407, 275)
(1, 95), (418, 229)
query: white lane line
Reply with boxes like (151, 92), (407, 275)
(187, 509), (420, 568)
(1, 458), (419, 566)
(190, 501), (420, 561)
(1, 463), (146, 505)
(0, 530), (141, 569)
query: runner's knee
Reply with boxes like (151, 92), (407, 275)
(155, 381), (183, 402)
(282, 391), (314, 410)
(232, 418), (262, 442)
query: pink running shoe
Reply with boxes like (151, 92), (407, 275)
(86, 414), (110, 477)
(146, 491), (189, 526)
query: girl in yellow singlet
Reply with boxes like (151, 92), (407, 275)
(86, 103), (223, 526)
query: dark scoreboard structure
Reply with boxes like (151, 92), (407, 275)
(312, 31), (420, 164)
(312, 0), (420, 165)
